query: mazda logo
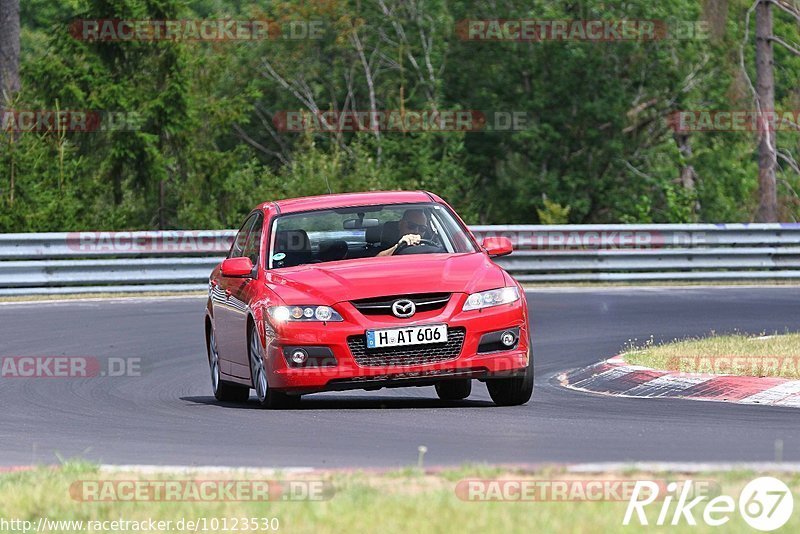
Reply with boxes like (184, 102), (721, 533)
(391, 299), (416, 318)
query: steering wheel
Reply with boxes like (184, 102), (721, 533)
(394, 238), (441, 255)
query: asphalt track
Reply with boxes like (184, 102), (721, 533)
(1, 287), (799, 468)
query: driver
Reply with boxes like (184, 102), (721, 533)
(377, 209), (429, 257)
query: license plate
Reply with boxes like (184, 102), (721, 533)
(366, 324), (448, 349)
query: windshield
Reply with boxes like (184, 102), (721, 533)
(268, 202), (477, 269)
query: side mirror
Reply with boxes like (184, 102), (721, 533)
(221, 257), (255, 278)
(482, 236), (513, 258)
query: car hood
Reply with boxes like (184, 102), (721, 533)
(264, 253), (505, 305)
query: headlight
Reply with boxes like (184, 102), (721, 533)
(268, 305), (343, 322)
(462, 287), (520, 311)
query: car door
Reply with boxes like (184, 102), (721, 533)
(215, 213), (258, 378)
(226, 211), (265, 378)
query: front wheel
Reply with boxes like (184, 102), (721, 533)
(435, 379), (472, 400)
(249, 328), (301, 409)
(486, 358), (534, 406)
(208, 328), (249, 403)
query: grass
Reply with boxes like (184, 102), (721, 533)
(1, 462), (799, 533)
(623, 333), (800, 379)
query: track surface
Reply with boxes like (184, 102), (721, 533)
(1, 288), (799, 467)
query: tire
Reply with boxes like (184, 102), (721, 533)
(435, 379), (472, 400)
(208, 327), (250, 403)
(248, 327), (301, 409)
(486, 357), (534, 406)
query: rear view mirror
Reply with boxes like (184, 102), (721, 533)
(343, 218), (380, 229)
(221, 257), (254, 277)
(482, 236), (513, 258)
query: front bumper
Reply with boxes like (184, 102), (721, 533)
(260, 293), (530, 394)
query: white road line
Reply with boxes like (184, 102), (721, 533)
(9, 462), (800, 475)
(604, 356), (654, 370)
(623, 374), (713, 396)
(567, 462), (800, 473)
(99, 465), (315, 475)
(569, 366), (636, 387)
(776, 394), (800, 408)
(740, 381), (800, 405)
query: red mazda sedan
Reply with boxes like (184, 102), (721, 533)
(204, 191), (532, 408)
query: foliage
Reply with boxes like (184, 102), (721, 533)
(2, 0), (800, 231)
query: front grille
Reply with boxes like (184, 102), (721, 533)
(351, 293), (451, 316)
(347, 327), (466, 367)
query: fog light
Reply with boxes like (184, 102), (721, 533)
(290, 349), (308, 365)
(500, 331), (516, 347)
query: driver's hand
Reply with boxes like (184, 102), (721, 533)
(398, 234), (421, 247)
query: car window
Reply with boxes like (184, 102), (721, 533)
(269, 202), (477, 269)
(243, 213), (264, 266)
(228, 213), (258, 259)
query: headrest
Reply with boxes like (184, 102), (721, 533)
(381, 220), (401, 248)
(318, 240), (348, 262)
(275, 229), (310, 252)
(365, 224), (382, 244)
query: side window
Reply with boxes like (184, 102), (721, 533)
(229, 214), (257, 259)
(243, 213), (264, 266)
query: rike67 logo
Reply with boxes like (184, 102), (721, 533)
(624, 477), (794, 531)
(622, 477), (794, 532)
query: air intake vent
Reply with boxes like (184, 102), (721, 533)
(347, 327), (466, 367)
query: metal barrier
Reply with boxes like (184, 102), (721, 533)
(1, 224), (800, 295)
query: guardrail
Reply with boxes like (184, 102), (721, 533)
(1, 224), (800, 295)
